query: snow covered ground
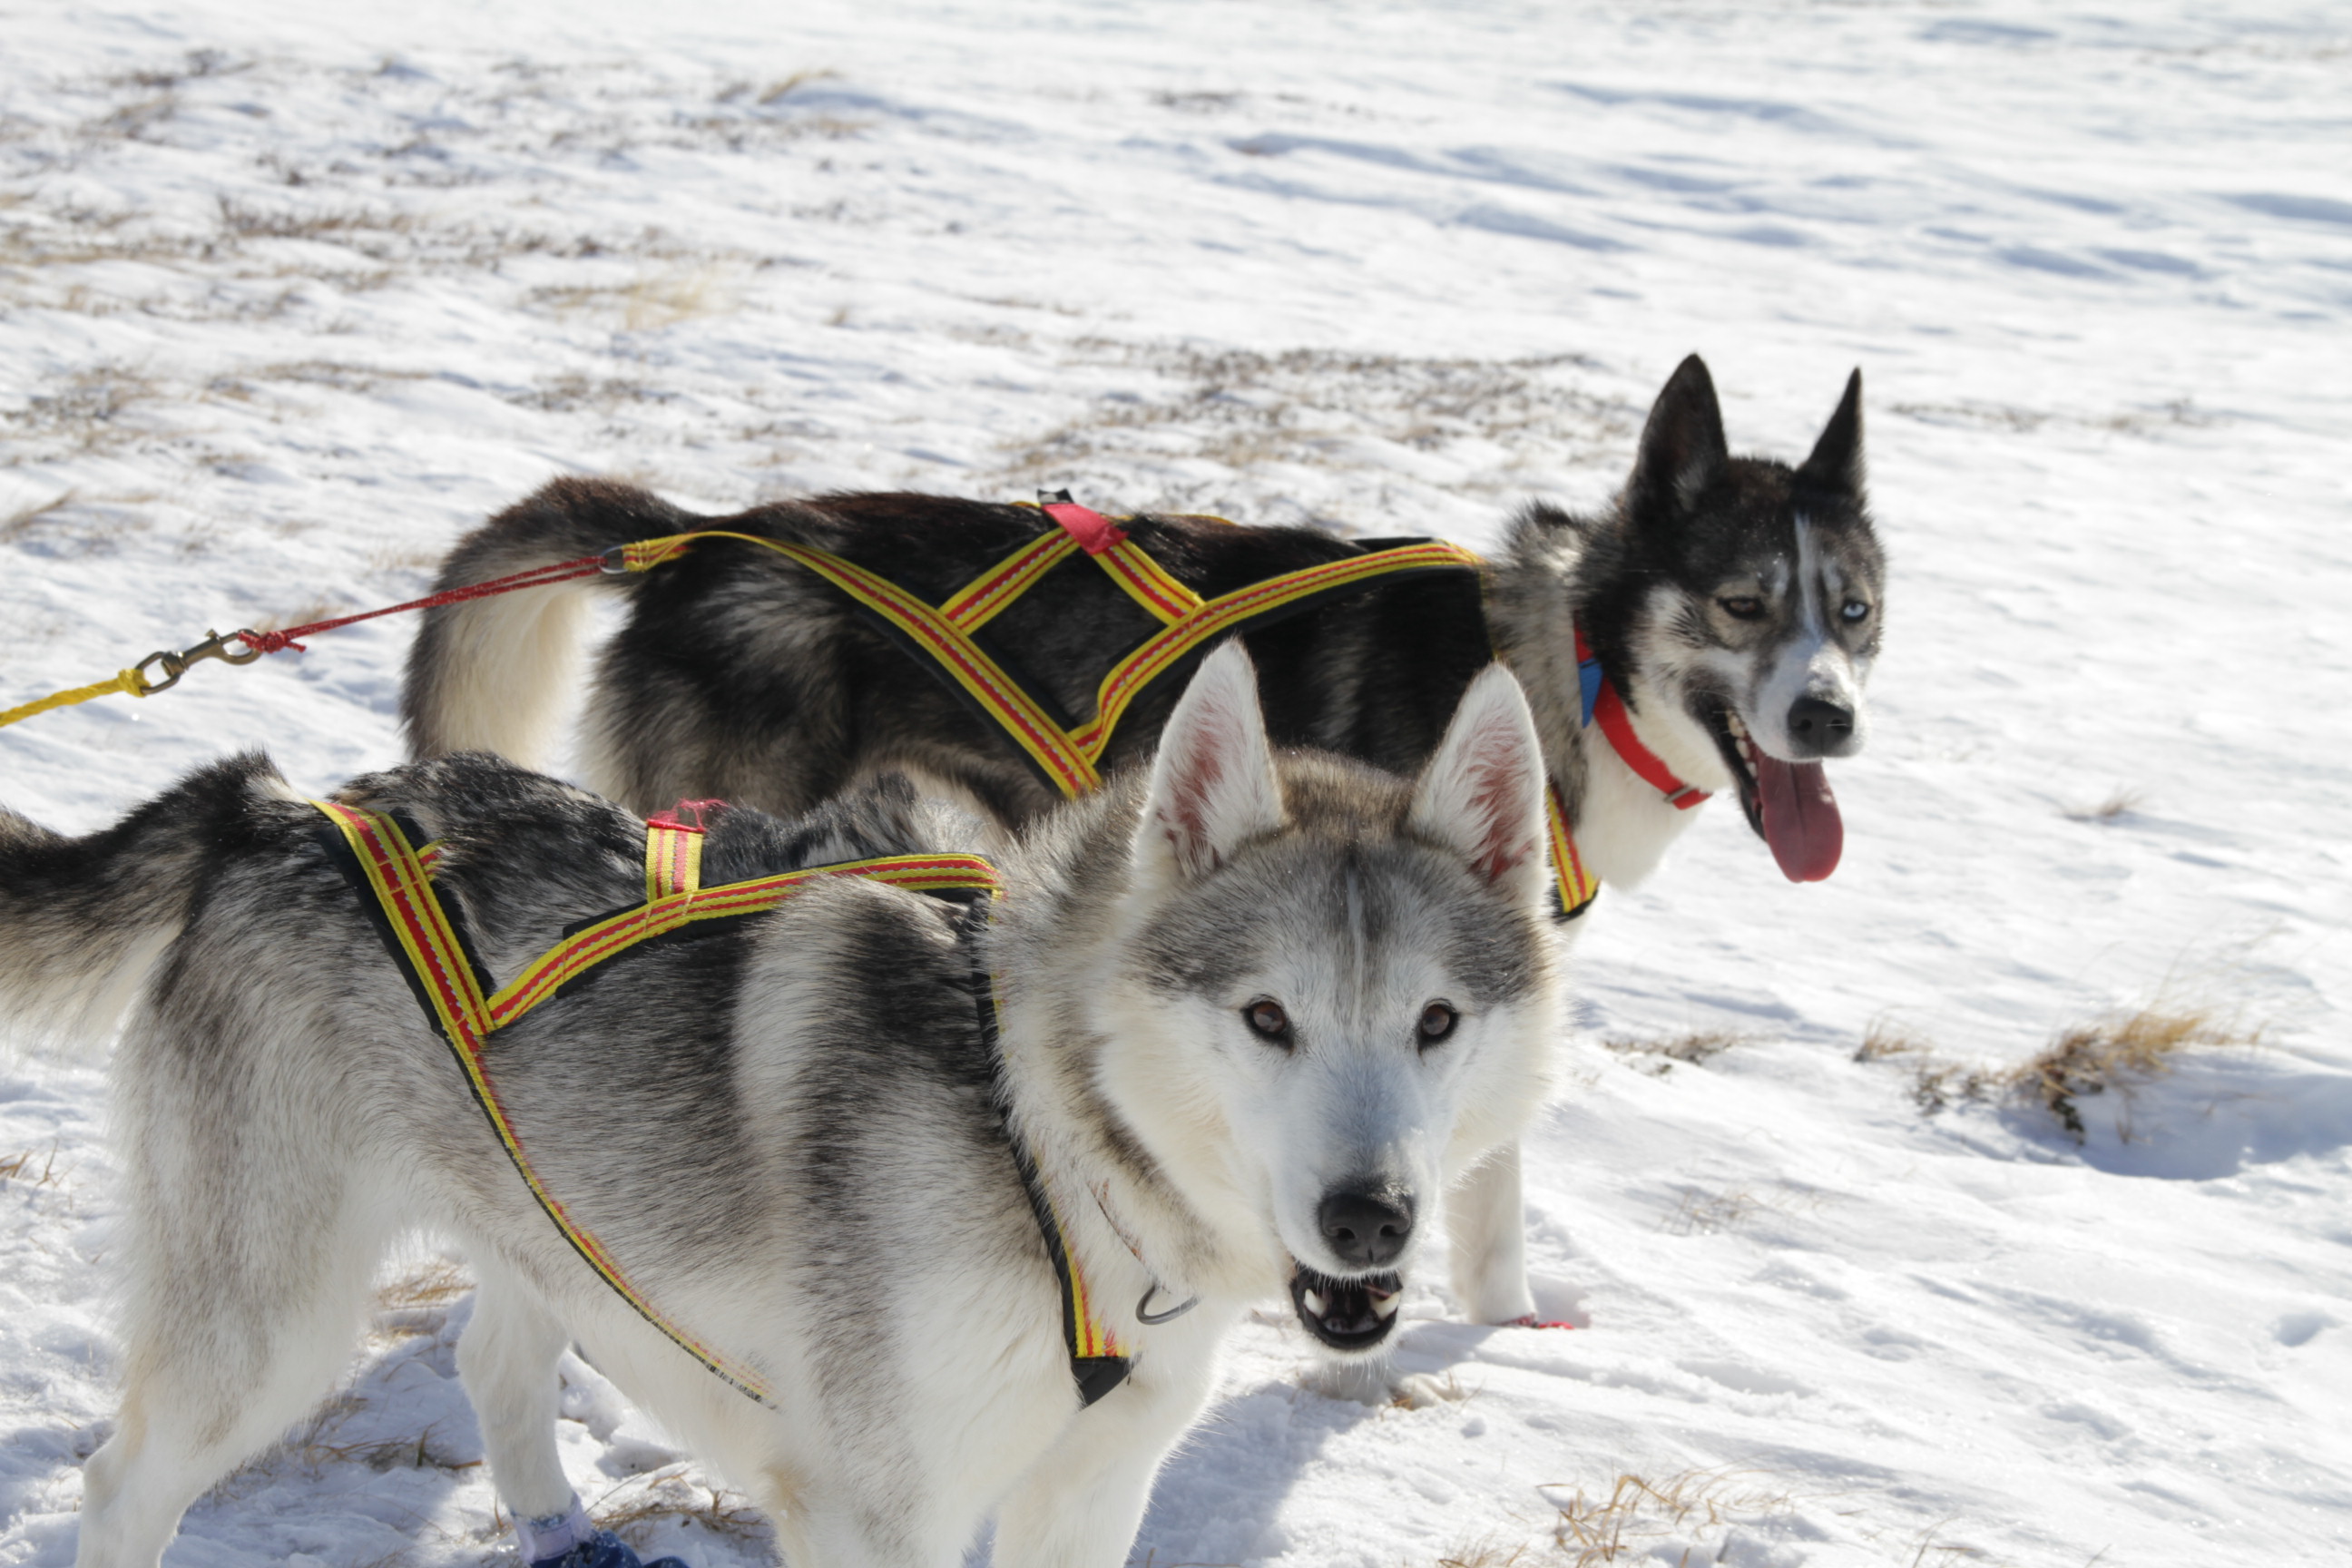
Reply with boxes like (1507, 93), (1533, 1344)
(3, 1), (2348, 1563)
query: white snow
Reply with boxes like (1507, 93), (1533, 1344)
(4, 2), (2349, 1564)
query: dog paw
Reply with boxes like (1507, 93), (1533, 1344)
(1389, 1371), (1470, 1409)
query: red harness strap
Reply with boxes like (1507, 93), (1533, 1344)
(1574, 627), (1710, 811)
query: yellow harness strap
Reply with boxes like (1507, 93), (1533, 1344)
(618, 522), (1485, 803)
(644, 818), (704, 902)
(311, 800), (1130, 1406)
(1547, 784), (1600, 919)
(615, 512), (1604, 922)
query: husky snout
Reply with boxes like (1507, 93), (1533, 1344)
(1786, 692), (1858, 760)
(1319, 1183), (1415, 1269)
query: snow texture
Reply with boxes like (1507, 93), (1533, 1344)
(3, 2), (2349, 1565)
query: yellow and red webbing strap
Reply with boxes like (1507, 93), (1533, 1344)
(620, 532), (1104, 798)
(643, 818), (704, 903)
(941, 529), (1082, 632)
(617, 522), (1606, 917)
(1546, 784), (1600, 920)
(312, 798), (776, 1402)
(313, 796), (1132, 1407)
(1000, 1105), (1133, 1406)
(486, 851), (1000, 1029)
(1068, 538), (1483, 760)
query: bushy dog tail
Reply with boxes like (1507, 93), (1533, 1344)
(401, 478), (692, 768)
(0, 753), (288, 1048)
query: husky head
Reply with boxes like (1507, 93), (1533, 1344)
(1559, 356), (1884, 882)
(1096, 644), (1558, 1355)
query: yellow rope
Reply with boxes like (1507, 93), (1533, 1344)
(0, 669), (149, 731)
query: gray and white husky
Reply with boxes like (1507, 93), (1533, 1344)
(401, 353), (1883, 1327)
(3, 645), (1561, 1568)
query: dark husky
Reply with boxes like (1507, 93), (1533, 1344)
(5, 645), (1562, 1568)
(400, 353), (1885, 1326)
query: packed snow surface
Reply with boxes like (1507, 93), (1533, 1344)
(3, 2), (2348, 1564)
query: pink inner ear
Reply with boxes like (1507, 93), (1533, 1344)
(1160, 719), (1234, 868)
(1463, 730), (1537, 883)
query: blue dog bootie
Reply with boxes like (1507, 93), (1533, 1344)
(536, 1532), (689, 1568)
(517, 1499), (690, 1568)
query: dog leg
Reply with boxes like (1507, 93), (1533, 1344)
(992, 1363), (1215, 1568)
(1448, 1142), (1536, 1325)
(74, 1195), (393, 1568)
(455, 1259), (579, 1530)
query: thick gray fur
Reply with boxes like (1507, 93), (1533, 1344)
(7, 645), (1561, 1568)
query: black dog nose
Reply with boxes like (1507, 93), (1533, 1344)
(1786, 695), (1857, 759)
(1318, 1188), (1415, 1269)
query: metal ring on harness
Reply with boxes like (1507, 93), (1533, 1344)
(1136, 1285), (1200, 1326)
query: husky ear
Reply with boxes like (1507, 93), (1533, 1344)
(1628, 354), (1729, 520)
(1408, 664), (1548, 904)
(1797, 368), (1866, 498)
(1139, 640), (1286, 883)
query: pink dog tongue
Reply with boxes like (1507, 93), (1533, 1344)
(1754, 752), (1843, 882)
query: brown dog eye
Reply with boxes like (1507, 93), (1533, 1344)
(1418, 1002), (1458, 1044)
(1245, 1000), (1291, 1043)
(1719, 595), (1765, 621)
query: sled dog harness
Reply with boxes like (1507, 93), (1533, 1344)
(609, 497), (1701, 922)
(310, 799), (1138, 1407)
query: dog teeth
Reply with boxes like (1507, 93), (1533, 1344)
(1303, 1289), (1328, 1317)
(1370, 1291), (1402, 1319)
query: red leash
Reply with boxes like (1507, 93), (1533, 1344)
(238, 552), (611, 655)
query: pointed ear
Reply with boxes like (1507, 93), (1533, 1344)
(1408, 664), (1548, 905)
(1138, 640), (1286, 883)
(1628, 354), (1729, 520)
(1796, 368), (1866, 498)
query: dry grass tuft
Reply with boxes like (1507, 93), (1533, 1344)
(1853, 1018), (1932, 1063)
(2, 368), (162, 458)
(1432, 1537), (1531, 1568)
(2063, 789), (2141, 823)
(1855, 1001), (2259, 1138)
(375, 1256), (473, 1312)
(1602, 1029), (1751, 1076)
(592, 1468), (769, 1548)
(2009, 1004), (2257, 1141)
(0, 489), (78, 542)
(1543, 1468), (1789, 1565)
(1663, 1188), (1764, 1235)
(625, 266), (736, 332)
(1662, 1181), (1823, 1237)
(0, 1142), (64, 1187)
(1911, 1059), (2000, 1117)
(290, 1421), (482, 1474)
(759, 69), (838, 104)
(368, 1256), (472, 1347)
(1857, 1021), (2000, 1115)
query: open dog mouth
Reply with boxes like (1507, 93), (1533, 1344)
(1289, 1262), (1403, 1351)
(1700, 701), (1844, 884)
